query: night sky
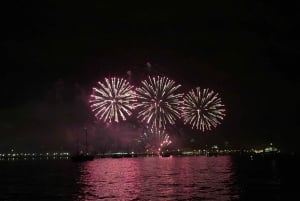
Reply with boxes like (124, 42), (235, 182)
(1, 2), (297, 152)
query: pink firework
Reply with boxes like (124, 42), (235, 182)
(138, 127), (172, 152)
(89, 77), (136, 123)
(135, 76), (183, 129)
(181, 87), (226, 131)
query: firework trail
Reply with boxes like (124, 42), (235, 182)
(181, 87), (226, 131)
(135, 76), (183, 129)
(89, 77), (136, 123)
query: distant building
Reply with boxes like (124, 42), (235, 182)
(264, 143), (279, 153)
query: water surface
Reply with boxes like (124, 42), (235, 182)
(0, 156), (279, 200)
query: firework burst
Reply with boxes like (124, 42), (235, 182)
(181, 87), (226, 131)
(89, 77), (136, 123)
(135, 76), (183, 129)
(138, 127), (172, 152)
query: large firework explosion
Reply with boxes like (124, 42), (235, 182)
(89, 73), (226, 135)
(89, 77), (136, 123)
(134, 76), (183, 129)
(181, 87), (226, 131)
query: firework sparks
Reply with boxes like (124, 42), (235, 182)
(181, 87), (226, 131)
(138, 127), (172, 152)
(89, 77), (136, 123)
(135, 76), (183, 129)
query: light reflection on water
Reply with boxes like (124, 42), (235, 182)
(76, 156), (239, 200)
(0, 156), (280, 201)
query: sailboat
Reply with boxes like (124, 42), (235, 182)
(71, 128), (95, 162)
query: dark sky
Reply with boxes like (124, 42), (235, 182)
(1, 2), (297, 152)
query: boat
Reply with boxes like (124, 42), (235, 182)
(71, 152), (94, 162)
(71, 128), (95, 162)
(160, 151), (171, 157)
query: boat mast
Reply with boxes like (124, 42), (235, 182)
(76, 135), (79, 154)
(84, 128), (88, 153)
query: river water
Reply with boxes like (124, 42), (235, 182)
(0, 156), (280, 200)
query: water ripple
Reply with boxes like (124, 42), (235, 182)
(75, 156), (240, 200)
(0, 156), (280, 201)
